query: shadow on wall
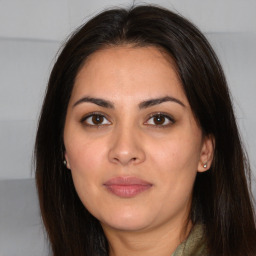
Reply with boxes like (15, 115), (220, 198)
(0, 179), (49, 256)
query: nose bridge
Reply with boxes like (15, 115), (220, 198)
(108, 121), (145, 165)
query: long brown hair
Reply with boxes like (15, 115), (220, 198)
(35, 5), (256, 256)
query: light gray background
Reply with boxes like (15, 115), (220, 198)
(0, 0), (255, 255)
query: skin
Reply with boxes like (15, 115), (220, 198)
(64, 45), (214, 256)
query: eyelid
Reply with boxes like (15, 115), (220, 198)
(79, 111), (175, 128)
(80, 112), (112, 126)
(144, 112), (175, 127)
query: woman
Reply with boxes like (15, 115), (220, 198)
(35, 5), (256, 256)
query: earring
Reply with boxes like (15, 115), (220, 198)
(203, 163), (207, 168)
(63, 160), (67, 165)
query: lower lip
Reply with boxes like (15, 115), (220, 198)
(104, 184), (152, 198)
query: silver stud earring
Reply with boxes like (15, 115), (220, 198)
(63, 160), (67, 165)
(203, 163), (207, 168)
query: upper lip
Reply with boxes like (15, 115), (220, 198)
(103, 176), (152, 186)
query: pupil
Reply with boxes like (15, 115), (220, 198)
(92, 115), (103, 124)
(154, 115), (164, 125)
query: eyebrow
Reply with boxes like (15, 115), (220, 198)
(139, 96), (185, 109)
(73, 96), (185, 109)
(73, 96), (114, 109)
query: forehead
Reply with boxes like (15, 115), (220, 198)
(71, 45), (188, 105)
(77, 45), (178, 81)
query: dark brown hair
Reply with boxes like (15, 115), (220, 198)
(35, 5), (256, 256)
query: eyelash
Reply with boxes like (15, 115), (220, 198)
(80, 112), (111, 127)
(80, 112), (175, 128)
(145, 112), (175, 128)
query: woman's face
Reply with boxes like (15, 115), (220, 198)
(64, 46), (213, 233)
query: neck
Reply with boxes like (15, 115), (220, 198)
(102, 219), (192, 256)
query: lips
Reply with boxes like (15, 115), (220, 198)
(103, 176), (152, 198)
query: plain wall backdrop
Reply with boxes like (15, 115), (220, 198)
(0, 1), (255, 255)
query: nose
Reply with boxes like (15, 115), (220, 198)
(108, 125), (146, 166)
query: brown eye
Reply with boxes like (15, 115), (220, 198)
(145, 113), (174, 127)
(82, 113), (111, 126)
(91, 115), (104, 124)
(153, 115), (166, 125)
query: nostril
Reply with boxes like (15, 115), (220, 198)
(108, 143), (146, 165)
(112, 156), (138, 164)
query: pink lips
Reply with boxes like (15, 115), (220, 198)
(103, 176), (152, 198)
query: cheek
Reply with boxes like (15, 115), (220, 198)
(151, 135), (201, 172)
(66, 137), (107, 172)
(65, 137), (107, 197)
(148, 133), (202, 197)
(66, 138), (108, 211)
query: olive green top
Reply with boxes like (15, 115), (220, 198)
(171, 225), (207, 256)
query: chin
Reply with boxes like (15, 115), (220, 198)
(99, 210), (154, 232)
(102, 220), (152, 232)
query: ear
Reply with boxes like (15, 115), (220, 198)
(197, 135), (215, 172)
(64, 152), (71, 169)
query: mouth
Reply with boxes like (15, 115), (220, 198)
(103, 176), (153, 198)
